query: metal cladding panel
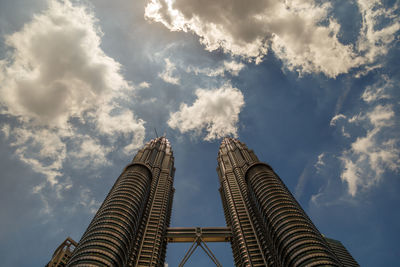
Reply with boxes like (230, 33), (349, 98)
(67, 137), (175, 267)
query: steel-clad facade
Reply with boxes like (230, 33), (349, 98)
(218, 138), (348, 267)
(59, 137), (358, 267)
(67, 137), (175, 266)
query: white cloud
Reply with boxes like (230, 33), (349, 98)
(223, 61), (246, 76)
(356, 0), (400, 64)
(330, 114), (347, 126)
(0, 1), (145, 198)
(341, 126), (351, 138)
(367, 105), (395, 128)
(1, 124), (10, 139)
(354, 64), (382, 78)
(145, 0), (399, 77)
(314, 153), (326, 172)
(187, 60), (245, 77)
(0, 0), (129, 126)
(362, 75), (392, 103)
(69, 135), (111, 168)
(138, 81), (151, 88)
(159, 58), (180, 84)
(340, 127), (399, 196)
(10, 127), (66, 186)
(168, 84), (244, 140)
(335, 79), (400, 196)
(79, 188), (101, 214)
(96, 106), (145, 155)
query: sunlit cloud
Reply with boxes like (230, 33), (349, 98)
(145, 0), (399, 77)
(168, 83), (245, 140)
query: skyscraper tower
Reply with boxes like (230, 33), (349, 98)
(56, 136), (358, 267)
(218, 138), (343, 266)
(46, 237), (77, 267)
(67, 137), (175, 266)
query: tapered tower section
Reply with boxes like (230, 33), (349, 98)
(67, 137), (175, 267)
(218, 138), (272, 266)
(218, 138), (342, 267)
(129, 137), (175, 266)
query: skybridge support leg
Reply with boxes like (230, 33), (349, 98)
(173, 227), (229, 267)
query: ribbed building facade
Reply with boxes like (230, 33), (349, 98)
(218, 139), (272, 266)
(324, 237), (359, 267)
(67, 137), (175, 267)
(46, 237), (77, 267)
(55, 136), (359, 267)
(218, 138), (347, 267)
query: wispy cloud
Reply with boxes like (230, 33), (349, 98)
(78, 188), (101, 214)
(12, 127), (67, 186)
(332, 77), (400, 196)
(330, 114), (347, 126)
(1, 124), (10, 139)
(361, 75), (392, 103)
(187, 60), (245, 77)
(168, 83), (245, 140)
(69, 135), (111, 169)
(159, 58), (180, 84)
(145, 0), (399, 77)
(315, 153), (326, 172)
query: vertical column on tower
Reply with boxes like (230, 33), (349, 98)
(218, 138), (272, 266)
(129, 137), (175, 266)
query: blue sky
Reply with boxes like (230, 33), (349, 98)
(0, 0), (399, 266)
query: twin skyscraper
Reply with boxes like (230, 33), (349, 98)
(49, 137), (358, 266)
